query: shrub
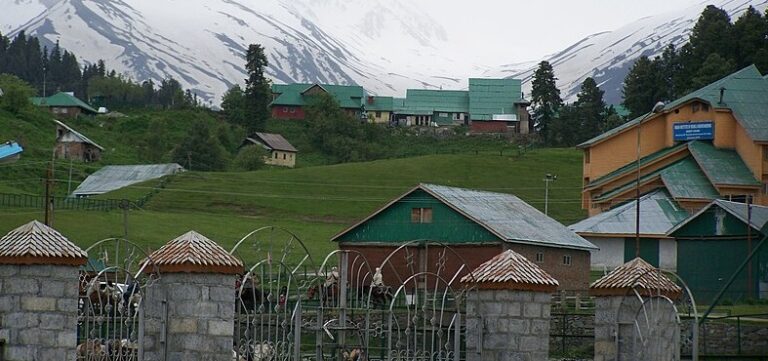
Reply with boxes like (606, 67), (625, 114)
(233, 145), (267, 171)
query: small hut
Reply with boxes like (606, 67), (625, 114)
(53, 119), (104, 162)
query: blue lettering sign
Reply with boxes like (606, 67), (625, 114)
(673, 121), (714, 141)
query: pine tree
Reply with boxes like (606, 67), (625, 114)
(244, 44), (271, 132)
(221, 85), (248, 127)
(530, 61), (562, 144)
(732, 6), (767, 69)
(692, 53), (735, 89)
(574, 77), (607, 142)
(688, 5), (735, 65)
(622, 56), (664, 118)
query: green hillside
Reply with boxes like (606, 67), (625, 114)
(0, 149), (585, 259)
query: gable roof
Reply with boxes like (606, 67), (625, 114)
(72, 163), (184, 196)
(687, 141), (760, 186)
(461, 249), (558, 291)
(660, 157), (720, 199)
(570, 189), (688, 237)
(332, 184), (597, 251)
(247, 132), (297, 152)
(0, 220), (87, 265)
(668, 199), (768, 236)
(579, 65), (768, 148)
(468, 78), (523, 121)
(270, 83), (364, 109)
(365, 96), (394, 111)
(32, 92), (97, 113)
(586, 142), (689, 189)
(53, 119), (104, 150)
(404, 89), (469, 114)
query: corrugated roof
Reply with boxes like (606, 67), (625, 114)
(461, 249), (558, 290)
(405, 89), (469, 114)
(72, 163), (184, 196)
(392, 98), (407, 113)
(580, 65), (768, 147)
(591, 257), (682, 297)
(660, 157), (720, 199)
(270, 83), (363, 109)
(468, 78), (522, 121)
(147, 230), (243, 273)
(0, 141), (23, 161)
(0, 220), (87, 264)
(570, 190), (688, 236)
(31, 92), (97, 113)
(249, 132), (297, 152)
(421, 184), (597, 250)
(365, 96), (394, 111)
(53, 119), (104, 150)
(586, 142), (688, 189)
(668, 199), (768, 236)
(688, 141), (760, 186)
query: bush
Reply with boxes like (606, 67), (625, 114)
(0, 74), (34, 114)
(233, 145), (267, 171)
(171, 120), (228, 171)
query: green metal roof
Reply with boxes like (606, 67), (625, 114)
(31, 92), (97, 113)
(669, 199), (768, 236)
(587, 142), (689, 188)
(570, 189), (688, 236)
(664, 65), (768, 142)
(468, 78), (522, 121)
(612, 104), (631, 118)
(393, 98), (407, 112)
(580, 65), (768, 147)
(365, 96), (394, 111)
(688, 141), (760, 186)
(404, 89), (469, 114)
(270, 83), (364, 109)
(660, 157), (720, 199)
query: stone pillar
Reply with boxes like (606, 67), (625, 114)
(142, 230), (243, 361)
(592, 258), (682, 361)
(0, 220), (87, 361)
(462, 250), (558, 361)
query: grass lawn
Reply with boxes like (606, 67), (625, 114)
(0, 148), (587, 263)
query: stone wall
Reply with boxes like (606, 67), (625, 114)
(0, 264), (79, 361)
(682, 321), (768, 356)
(142, 273), (237, 361)
(594, 296), (678, 361)
(466, 290), (552, 361)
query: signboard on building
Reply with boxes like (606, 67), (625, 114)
(673, 121), (714, 141)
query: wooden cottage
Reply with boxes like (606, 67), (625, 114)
(53, 119), (104, 162)
(332, 183), (597, 291)
(242, 132), (297, 168)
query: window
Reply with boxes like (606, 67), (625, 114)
(282, 107), (288, 113)
(563, 255), (572, 266)
(411, 207), (433, 223)
(535, 252), (544, 263)
(290, 108), (296, 113)
(283, 153), (286, 160)
(376, 111), (381, 117)
(702, 103), (710, 112)
(273, 152), (278, 159)
(692, 103), (700, 113)
(584, 150), (590, 164)
(728, 194), (753, 204)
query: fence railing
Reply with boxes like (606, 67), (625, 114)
(684, 313), (768, 359)
(0, 192), (131, 212)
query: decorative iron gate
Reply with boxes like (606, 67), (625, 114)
(77, 238), (159, 360)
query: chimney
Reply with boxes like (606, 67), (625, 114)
(367, 96), (374, 105)
(719, 87), (726, 104)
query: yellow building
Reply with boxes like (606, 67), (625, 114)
(365, 96), (393, 124)
(243, 132), (297, 168)
(579, 65), (768, 216)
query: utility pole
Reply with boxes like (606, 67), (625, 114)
(44, 163), (54, 226)
(121, 199), (130, 238)
(187, 152), (192, 171)
(66, 158), (74, 195)
(543, 174), (557, 216)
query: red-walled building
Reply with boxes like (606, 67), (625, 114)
(270, 83), (364, 120)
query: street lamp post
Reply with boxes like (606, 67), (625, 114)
(544, 173), (557, 216)
(635, 102), (666, 258)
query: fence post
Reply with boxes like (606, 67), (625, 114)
(0, 220), (87, 361)
(737, 316), (741, 355)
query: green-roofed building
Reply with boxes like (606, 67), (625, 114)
(400, 89), (469, 126)
(363, 95), (394, 124)
(580, 65), (768, 218)
(31, 92), (98, 118)
(468, 78), (531, 134)
(270, 83), (364, 120)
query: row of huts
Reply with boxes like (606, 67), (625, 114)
(270, 78), (532, 134)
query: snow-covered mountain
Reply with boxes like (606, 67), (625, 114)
(3, 0), (767, 105)
(2, 0), (485, 104)
(486, 0), (768, 104)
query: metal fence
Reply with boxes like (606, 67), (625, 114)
(0, 192), (129, 211)
(686, 313), (768, 359)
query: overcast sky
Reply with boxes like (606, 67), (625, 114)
(420, 0), (702, 64)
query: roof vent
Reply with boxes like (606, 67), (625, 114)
(719, 87), (726, 104)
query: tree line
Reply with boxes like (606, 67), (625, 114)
(622, 5), (768, 119)
(0, 31), (199, 110)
